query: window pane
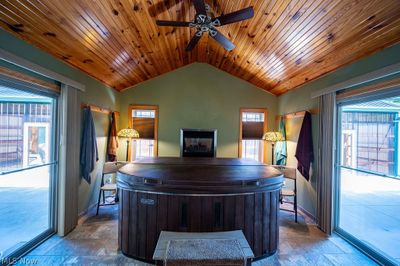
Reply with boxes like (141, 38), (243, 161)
(135, 139), (154, 158)
(341, 110), (397, 176)
(0, 86), (53, 172)
(242, 139), (263, 162)
(132, 109), (155, 118)
(242, 112), (264, 122)
(131, 107), (156, 158)
(338, 95), (400, 263)
(0, 85), (55, 261)
(339, 167), (400, 260)
(0, 165), (51, 253)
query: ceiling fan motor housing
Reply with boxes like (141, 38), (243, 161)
(190, 14), (221, 37)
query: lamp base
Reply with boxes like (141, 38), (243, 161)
(126, 139), (130, 162)
(271, 142), (275, 165)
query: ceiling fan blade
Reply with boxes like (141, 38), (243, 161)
(211, 30), (235, 51)
(215, 6), (254, 26)
(192, 0), (207, 15)
(186, 32), (202, 51)
(156, 20), (191, 27)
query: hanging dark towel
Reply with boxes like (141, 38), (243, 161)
(295, 111), (314, 180)
(107, 112), (118, 162)
(80, 107), (98, 184)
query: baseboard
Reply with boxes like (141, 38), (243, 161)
(297, 205), (317, 224)
(78, 202), (98, 223)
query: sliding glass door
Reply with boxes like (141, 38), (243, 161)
(336, 95), (400, 265)
(0, 84), (57, 263)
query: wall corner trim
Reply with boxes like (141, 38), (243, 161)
(310, 62), (400, 99)
(0, 48), (85, 91)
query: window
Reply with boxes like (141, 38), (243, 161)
(129, 105), (158, 159)
(239, 108), (267, 162)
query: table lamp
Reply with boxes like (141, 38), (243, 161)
(262, 131), (285, 164)
(117, 127), (140, 161)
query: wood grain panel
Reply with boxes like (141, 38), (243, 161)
(137, 192), (147, 258)
(119, 190), (280, 261)
(145, 193), (158, 259)
(262, 192), (271, 254)
(1, 0), (399, 95)
(244, 194), (255, 247)
(128, 191), (138, 255)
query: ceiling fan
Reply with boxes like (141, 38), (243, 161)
(155, 0), (254, 51)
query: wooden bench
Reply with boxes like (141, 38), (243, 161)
(153, 230), (254, 266)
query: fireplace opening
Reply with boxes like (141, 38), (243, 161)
(180, 129), (217, 157)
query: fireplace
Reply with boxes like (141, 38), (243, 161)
(180, 129), (217, 157)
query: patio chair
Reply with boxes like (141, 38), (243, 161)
(272, 165), (298, 222)
(96, 161), (126, 215)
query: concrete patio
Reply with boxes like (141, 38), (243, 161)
(340, 168), (400, 262)
(0, 167), (49, 256)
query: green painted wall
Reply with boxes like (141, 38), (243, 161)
(0, 29), (119, 215)
(278, 43), (400, 217)
(118, 63), (278, 160)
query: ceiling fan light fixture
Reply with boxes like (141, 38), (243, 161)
(196, 14), (207, 24)
(212, 19), (221, 27)
(201, 26), (209, 32)
(209, 29), (217, 37)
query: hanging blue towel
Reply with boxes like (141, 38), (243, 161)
(80, 107), (98, 184)
(295, 111), (314, 180)
(275, 117), (287, 165)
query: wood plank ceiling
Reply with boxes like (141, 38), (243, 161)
(1, 0), (400, 95)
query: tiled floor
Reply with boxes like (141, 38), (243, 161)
(14, 205), (378, 266)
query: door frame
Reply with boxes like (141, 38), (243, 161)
(333, 100), (399, 266)
(0, 82), (59, 266)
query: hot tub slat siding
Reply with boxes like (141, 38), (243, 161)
(146, 193), (158, 259)
(138, 192), (148, 258)
(235, 195), (245, 230)
(244, 194), (255, 247)
(262, 192), (271, 254)
(269, 191), (279, 252)
(254, 192), (263, 255)
(167, 195), (179, 231)
(188, 196), (202, 232)
(119, 190), (280, 260)
(223, 196), (235, 230)
(156, 194), (168, 233)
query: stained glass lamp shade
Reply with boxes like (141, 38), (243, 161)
(117, 128), (140, 139)
(262, 132), (285, 142)
(262, 132), (285, 164)
(117, 128), (140, 161)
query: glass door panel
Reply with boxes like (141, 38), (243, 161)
(0, 85), (56, 261)
(337, 95), (400, 264)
